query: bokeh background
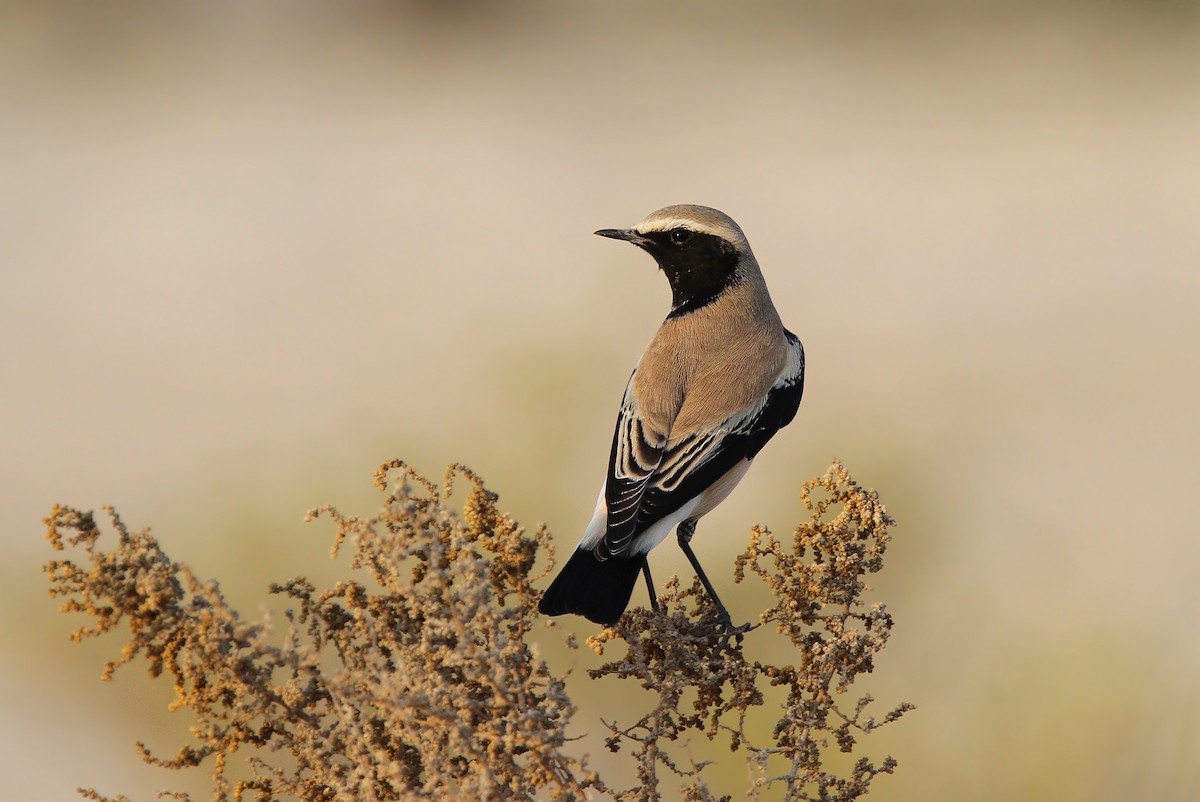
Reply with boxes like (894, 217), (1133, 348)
(3, 1), (1199, 799)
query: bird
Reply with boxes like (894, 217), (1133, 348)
(537, 204), (805, 629)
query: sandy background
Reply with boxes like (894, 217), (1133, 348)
(3, 2), (1198, 799)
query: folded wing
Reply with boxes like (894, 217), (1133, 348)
(595, 332), (805, 559)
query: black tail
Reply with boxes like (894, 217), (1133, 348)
(538, 548), (645, 626)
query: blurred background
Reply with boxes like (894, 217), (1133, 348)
(3, 1), (1198, 799)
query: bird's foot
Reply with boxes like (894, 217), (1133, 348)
(705, 613), (751, 649)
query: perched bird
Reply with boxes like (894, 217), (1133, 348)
(538, 205), (805, 629)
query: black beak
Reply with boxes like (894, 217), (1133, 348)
(594, 228), (649, 246)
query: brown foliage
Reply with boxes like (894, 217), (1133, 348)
(588, 462), (912, 801)
(43, 460), (909, 801)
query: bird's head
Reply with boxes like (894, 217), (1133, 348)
(595, 205), (755, 317)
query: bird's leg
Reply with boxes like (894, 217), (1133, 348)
(641, 558), (661, 614)
(676, 520), (750, 635)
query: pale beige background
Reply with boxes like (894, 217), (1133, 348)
(3, 2), (1198, 800)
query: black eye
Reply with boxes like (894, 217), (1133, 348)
(669, 228), (693, 245)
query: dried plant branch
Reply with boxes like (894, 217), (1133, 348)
(588, 461), (913, 802)
(45, 463), (593, 802)
(43, 459), (909, 801)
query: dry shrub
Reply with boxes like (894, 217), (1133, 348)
(588, 461), (913, 801)
(43, 460), (909, 801)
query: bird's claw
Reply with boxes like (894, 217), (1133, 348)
(704, 615), (751, 649)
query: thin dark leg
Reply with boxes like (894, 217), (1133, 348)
(676, 520), (749, 634)
(641, 558), (660, 614)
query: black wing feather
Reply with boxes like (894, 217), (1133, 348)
(596, 331), (804, 558)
